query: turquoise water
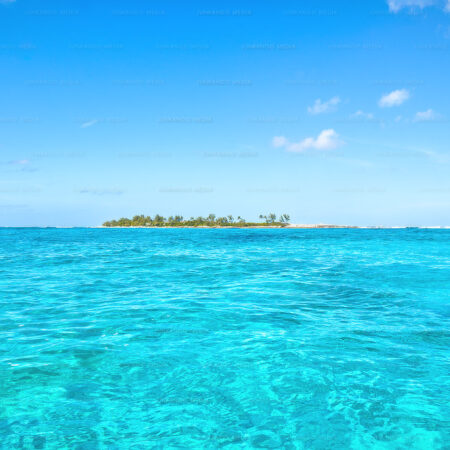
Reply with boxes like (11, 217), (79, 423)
(0, 228), (449, 449)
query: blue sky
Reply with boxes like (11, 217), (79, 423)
(1, 0), (449, 226)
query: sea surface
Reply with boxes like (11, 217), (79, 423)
(0, 228), (449, 449)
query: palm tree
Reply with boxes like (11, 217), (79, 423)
(154, 214), (165, 225)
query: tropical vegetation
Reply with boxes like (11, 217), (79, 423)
(103, 214), (290, 227)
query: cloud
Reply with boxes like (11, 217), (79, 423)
(81, 119), (98, 128)
(387, 0), (435, 12)
(350, 110), (375, 120)
(378, 89), (410, 107)
(414, 109), (440, 121)
(0, 0), (16, 4)
(307, 97), (340, 115)
(272, 136), (288, 147)
(272, 129), (343, 153)
(387, 0), (450, 12)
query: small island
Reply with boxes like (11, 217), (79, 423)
(103, 213), (291, 228)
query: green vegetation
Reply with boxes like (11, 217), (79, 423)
(103, 213), (290, 228)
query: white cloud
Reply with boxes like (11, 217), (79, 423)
(272, 136), (288, 148)
(414, 109), (439, 121)
(378, 89), (410, 107)
(307, 96), (340, 115)
(387, 0), (450, 12)
(387, 0), (435, 12)
(81, 119), (98, 128)
(272, 129), (343, 153)
(351, 110), (374, 120)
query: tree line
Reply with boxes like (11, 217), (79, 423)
(103, 213), (290, 227)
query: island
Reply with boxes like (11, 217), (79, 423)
(103, 213), (291, 228)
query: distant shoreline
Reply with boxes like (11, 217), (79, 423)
(100, 214), (450, 229)
(96, 225), (450, 229)
(100, 224), (350, 229)
(1, 225), (449, 229)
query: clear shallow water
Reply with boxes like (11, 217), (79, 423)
(0, 228), (449, 449)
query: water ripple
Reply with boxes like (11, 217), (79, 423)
(0, 228), (449, 448)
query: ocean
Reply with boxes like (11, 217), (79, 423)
(1, 228), (449, 448)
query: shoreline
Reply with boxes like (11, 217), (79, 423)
(100, 225), (351, 229)
(1, 225), (449, 229)
(97, 225), (450, 229)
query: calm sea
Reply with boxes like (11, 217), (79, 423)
(1, 228), (449, 448)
